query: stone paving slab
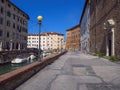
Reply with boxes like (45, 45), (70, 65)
(74, 76), (103, 84)
(79, 84), (88, 90)
(73, 66), (96, 76)
(92, 66), (120, 83)
(73, 67), (87, 76)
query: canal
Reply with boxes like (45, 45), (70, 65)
(0, 59), (38, 75)
(0, 52), (54, 75)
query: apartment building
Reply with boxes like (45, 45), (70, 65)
(66, 25), (80, 51)
(27, 32), (64, 52)
(0, 0), (29, 51)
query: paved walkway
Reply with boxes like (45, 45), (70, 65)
(16, 51), (120, 90)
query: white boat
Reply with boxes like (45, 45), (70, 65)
(29, 55), (36, 60)
(11, 55), (28, 64)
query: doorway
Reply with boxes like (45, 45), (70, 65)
(108, 39), (112, 56)
(108, 32), (112, 56)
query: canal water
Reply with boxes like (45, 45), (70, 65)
(0, 59), (38, 75)
(0, 52), (53, 75)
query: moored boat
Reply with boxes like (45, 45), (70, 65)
(11, 55), (28, 64)
(11, 58), (27, 64)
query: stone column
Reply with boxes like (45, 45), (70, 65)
(0, 41), (2, 51)
(18, 44), (20, 50)
(106, 37), (109, 56)
(10, 40), (12, 51)
(112, 28), (115, 56)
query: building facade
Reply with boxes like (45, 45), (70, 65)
(80, 0), (90, 53)
(27, 32), (64, 52)
(66, 25), (80, 51)
(90, 0), (120, 58)
(0, 0), (29, 51)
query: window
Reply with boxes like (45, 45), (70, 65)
(0, 30), (3, 36)
(14, 8), (16, 11)
(17, 17), (19, 21)
(1, 7), (4, 14)
(0, 17), (3, 24)
(7, 11), (11, 17)
(7, 32), (9, 38)
(8, 4), (11, 8)
(17, 25), (19, 30)
(13, 14), (15, 19)
(13, 23), (15, 29)
(19, 26), (21, 32)
(20, 18), (22, 24)
(24, 36), (27, 40)
(7, 20), (10, 27)
(17, 25), (21, 32)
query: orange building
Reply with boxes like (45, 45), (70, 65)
(66, 25), (80, 51)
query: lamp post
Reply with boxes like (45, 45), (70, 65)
(37, 16), (43, 61)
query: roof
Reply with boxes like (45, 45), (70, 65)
(28, 32), (64, 36)
(66, 24), (80, 31)
(28, 34), (38, 36)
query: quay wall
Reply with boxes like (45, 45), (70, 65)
(0, 52), (66, 90)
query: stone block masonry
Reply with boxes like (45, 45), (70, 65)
(90, 0), (120, 58)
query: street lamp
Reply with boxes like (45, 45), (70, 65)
(37, 16), (43, 61)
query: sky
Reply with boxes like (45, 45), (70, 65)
(10, 0), (85, 40)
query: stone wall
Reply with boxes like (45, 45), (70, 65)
(90, 0), (120, 58)
(0, 52), (66, 90)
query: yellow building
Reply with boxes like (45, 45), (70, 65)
(66, 25), (80, 51)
